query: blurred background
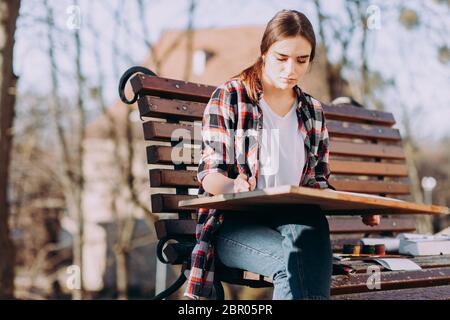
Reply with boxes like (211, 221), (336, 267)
(0, 0), (449, 300)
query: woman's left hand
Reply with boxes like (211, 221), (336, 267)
(361, 215), (381, 226)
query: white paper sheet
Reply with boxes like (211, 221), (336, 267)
(373, 258), (422, 271)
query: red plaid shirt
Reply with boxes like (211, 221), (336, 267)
(184, 79), (335, 299)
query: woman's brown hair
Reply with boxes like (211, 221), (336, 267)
(234, 10), (316, 103)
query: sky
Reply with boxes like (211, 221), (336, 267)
(14, 0), (450, 143)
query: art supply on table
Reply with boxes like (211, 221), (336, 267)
(343, 244), (361, 255)
(342, 244), (354, 254)
(339, 242), (410, 260)
(332, 263), (357, 275)
(375, 244), (386, 256)
(361, 238), (400, 253)
(362, 244), (376, 254)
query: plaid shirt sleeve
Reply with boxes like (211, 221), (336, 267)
(305, 102), (336, 190)
(184, 85), (237, 300)
(315, 109), (335, 189)
(197, 85), (236, 184)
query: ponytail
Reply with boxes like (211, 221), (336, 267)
(232, 56), (263, 104)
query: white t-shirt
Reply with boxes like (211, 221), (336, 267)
(257, 97), (306, 189)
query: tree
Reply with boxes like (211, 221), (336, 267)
(0, 0), (21, 299)
(44, 0), (86, 299)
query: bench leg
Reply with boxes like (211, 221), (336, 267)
(151, 271), (187, 300)
(214, 279), (225, 300)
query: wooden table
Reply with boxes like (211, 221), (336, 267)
(179, 185), (449, 215)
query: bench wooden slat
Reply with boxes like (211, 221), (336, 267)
(137, 96), (397, 126)
(167, 246), (450, 298)
(331, 160), (408, 177)
(330, 267), (450, 295)
(142, 121), (201, 143)
(327, 216), (416, 234)
(330, 180), (410, 195)
(154, 219), (196, 239)
(331, 284), (450, 300)
(330, 140), (405, 159)
(146, 142), (406, 168)
(142, 120), (401, 143)
(241, 259), (450, 288)
(151, 194), (195, 213)
(327, 120), (401, 141)
(139, 96), (205, 122)
(332, 255), (450, 274)
(147, 145), (200, 165)
(149, 169), (199, 188)
(148, 169), (411, 194)
(131, 75), (396, 126)
(147, 161), (409, 181)
(130, 74), (215, 103)
(147, 160), (408, 179)
(154, 217), (417, 240)
(322, 104), (395, 126)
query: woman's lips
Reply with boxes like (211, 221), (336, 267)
(280, 77), (296, 82)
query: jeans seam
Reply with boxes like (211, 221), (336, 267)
(278, 271), (292, 300)
(288, 224), (308, 299)
(215, 235), (285, 265)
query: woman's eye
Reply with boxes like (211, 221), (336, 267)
(277, 57), (306, 64)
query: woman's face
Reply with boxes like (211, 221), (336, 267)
(262, 36), (312, 90)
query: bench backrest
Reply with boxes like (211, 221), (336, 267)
(129, 73), (417, 237)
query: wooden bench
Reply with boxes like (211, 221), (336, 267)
(118, 67), (450, 300)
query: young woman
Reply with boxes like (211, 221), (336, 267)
(184, 9), (380, 300)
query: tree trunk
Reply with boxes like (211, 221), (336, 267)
(313, 0), (349, 100)
(0, 0), (21, 300)
(44, 0), (86, 299)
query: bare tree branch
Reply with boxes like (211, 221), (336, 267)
(44, 0), (87, 299)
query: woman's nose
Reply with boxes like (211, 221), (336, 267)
(284, 59), (295, 74)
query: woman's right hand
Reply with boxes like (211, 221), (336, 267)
(233, 173), (256, 193)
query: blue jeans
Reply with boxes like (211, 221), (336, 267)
(213, 206), (332, 300)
